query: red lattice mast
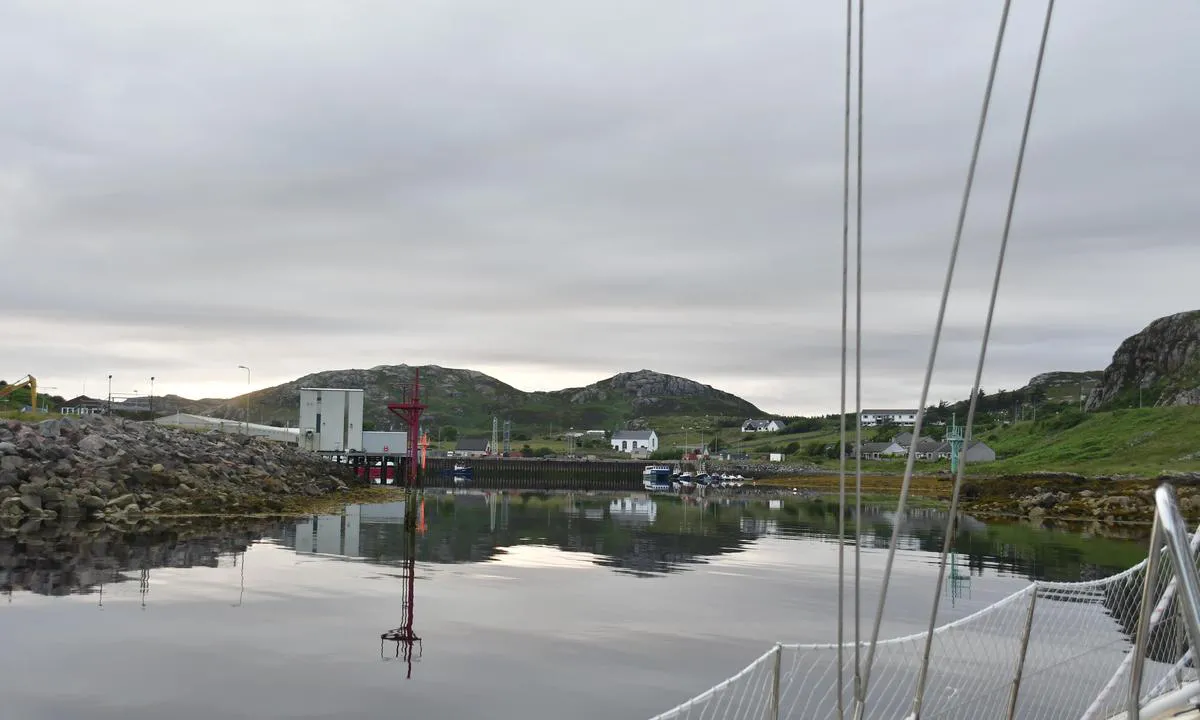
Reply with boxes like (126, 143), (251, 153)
(386, 368), (427, 488)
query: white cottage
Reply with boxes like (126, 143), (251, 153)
(611, 430), (659, 454)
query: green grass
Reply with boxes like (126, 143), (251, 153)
(0, 409), (53, 423)
(783, 406), (1200, 478)
(980, 406), (1200, 475)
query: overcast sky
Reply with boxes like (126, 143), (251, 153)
(3, 0), (1198, 415)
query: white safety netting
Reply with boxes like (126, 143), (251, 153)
(649, 528), (1200, 720)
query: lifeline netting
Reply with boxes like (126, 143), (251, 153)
(648, 526), (1200, 720)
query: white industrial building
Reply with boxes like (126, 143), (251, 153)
(363, 431), (408, 454)
(153, 412), (300, 444)
(298, 388), (364, 453)
(292, 501), (408, 557)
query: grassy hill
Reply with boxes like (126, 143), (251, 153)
(199, 365), (767, 437)
(977, 406), (1200, 476)
(767, 407), (1200, 478)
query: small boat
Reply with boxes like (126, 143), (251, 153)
(642, 464), (673, 491)
(448, 464), (472, 484)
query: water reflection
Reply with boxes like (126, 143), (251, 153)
(0, 519), (268, 601)
(378, 491), (422, 677)
(269, 491), (1151, 584)
(0, 492), (1151, 601)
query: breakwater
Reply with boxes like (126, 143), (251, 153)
(421, 457), (649, 491)
(0, 416), (357, 526)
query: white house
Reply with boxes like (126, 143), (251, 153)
(741, 419), (784, 433)
(860, 409), (919, 427)
(611, 429), (659, 454)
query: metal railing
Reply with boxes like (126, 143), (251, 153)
(1127, 484), (1200, 720)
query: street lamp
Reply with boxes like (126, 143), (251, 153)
(149, 376), (155, 414)
(237, 365), (250, 435)
(107, 375), (113, 415)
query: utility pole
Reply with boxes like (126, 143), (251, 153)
(238, 365), (251, 435)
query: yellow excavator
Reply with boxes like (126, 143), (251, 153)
(0, 375), (37, 412)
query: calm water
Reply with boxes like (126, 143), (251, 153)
(0, 491), (1151, 720)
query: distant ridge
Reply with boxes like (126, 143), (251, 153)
(189, 365), (768, 433)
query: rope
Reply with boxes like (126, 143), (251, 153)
(836, 0), (855, 712)
(855, 0), (1014, 712)
(852, 0), (865, 705)
(911, 2), (1058, 717)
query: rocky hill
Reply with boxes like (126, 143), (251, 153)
(532, 369), (763, 429)
(199, 365), (765, 434)
(1086, 310), (1200, 411)
(1024, 370), (1105, 405)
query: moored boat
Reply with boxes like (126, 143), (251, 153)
(641, 464), (673, 491)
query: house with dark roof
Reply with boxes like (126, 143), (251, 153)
(852, 441), (906, 460)
(913, 438), (944, 460)
(610, 429), (659, 454)
(452, 438), (491, 458)
(914, 439), (996, 463)
(741, 419), (784, 433)
(60, 395), (107, 416)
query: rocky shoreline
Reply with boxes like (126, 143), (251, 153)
(752, 469), (1200, 524)
(0, 415), (358, 529)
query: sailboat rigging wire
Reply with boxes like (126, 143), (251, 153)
(909, 1), (1057, 717)
(854, 0), (1014, 713)
(836, 0), (854, 712)
(852, 0), (865, 704)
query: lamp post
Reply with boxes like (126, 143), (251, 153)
(149, 376), (155, 414)
(237, 365), (250, 435)
(107, 375), (113, 415)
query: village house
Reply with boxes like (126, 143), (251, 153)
(913, 438), (996, 463)
(452, 438), (491, 458)
(611, 430), (659, 454)
(741, 419), (784, 433)
(860, 409), (919, 427)
(853, 441), (906, 460)
(59, 396), (107, 416)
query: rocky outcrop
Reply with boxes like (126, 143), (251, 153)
(1086, 310), (1200, 410)
(963, 473), (1200, 523)
(0, 415), (356, 529)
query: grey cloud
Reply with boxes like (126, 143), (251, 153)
(3, 0), (1198, 413)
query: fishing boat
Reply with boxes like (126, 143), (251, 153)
(647, 2), (1200, 718)
(642, 465), (674, 491)
(449, 464), (472, 485)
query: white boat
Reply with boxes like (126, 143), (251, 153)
(642, 465), (674, 491)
